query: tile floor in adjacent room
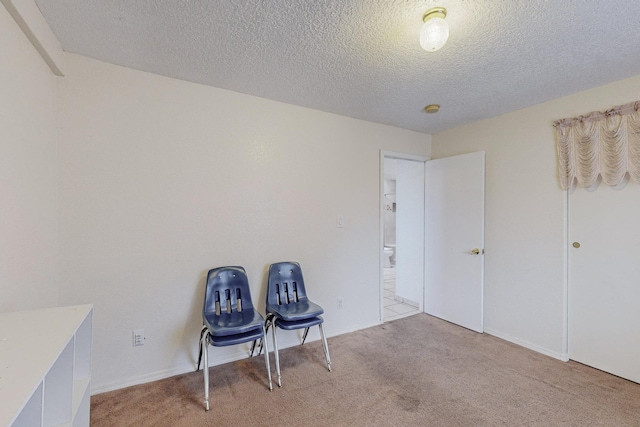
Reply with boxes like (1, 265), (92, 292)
(383, 267), (420, 322)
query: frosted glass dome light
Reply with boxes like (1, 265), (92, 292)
(420, 7), (449, 52)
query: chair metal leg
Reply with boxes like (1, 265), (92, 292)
(271, 322), (282, 387)
(196, 325), (207, 371)
(201, 332), (210, 411)
(262, 324), (274, 391)
(249, 339), (257, 357)
(318, 323), (332, 372)
(258, 314), (273, 356)
(257, 337), (264, 356)
(301, 327), (310, 344)
(257, 316), (270, 356)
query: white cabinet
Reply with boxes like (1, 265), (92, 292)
(0, 305), (92, 427)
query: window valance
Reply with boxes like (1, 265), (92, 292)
(554, 101), (640, 190)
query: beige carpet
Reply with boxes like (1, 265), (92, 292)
(91, 314), (640, 426)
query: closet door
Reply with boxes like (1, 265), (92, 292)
(569, 183), (640, 383)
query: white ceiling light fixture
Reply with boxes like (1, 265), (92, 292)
(420, 7), (449, 52)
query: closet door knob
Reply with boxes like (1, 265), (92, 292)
(471, 248), (481, 255)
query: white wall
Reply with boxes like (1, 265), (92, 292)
(0, 4), (59, 312)
(55, 53), (430, 392)
(431, 74), (640, 359)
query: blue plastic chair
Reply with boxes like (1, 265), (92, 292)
(197, 266), (272, 411)
(265, 261), (331, 387)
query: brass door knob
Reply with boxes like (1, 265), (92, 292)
(573, 242), (580, 248)
(471, 248), (481, 255)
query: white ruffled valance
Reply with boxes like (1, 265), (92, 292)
(554, 101), (640, 190)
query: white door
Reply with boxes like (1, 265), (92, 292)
(424, 151), (485, 333)
(395, 159), (425, 307)
(568, 183), (640, 383)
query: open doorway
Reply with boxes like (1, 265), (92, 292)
(380, 152), (425, 322)
(380, 150), (485, 329)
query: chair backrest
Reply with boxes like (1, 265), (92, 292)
(204, 266), (255, 316)
(267, 261), (309, 307)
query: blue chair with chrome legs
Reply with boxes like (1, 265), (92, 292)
(197, 266), (273, 411)
(264, 261), (331, 387)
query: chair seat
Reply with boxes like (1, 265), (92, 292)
(267, 300), (324, 321)
(208, 327), (264, 347)
(204, 310), (265, 337)
(274, 315), (324, 331)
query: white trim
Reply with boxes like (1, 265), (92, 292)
(562, 190), (569, 358)
(479, 152), (486, 333)
(92, 321), (570, 395)
(91, 365), (197, 395)
(379, 152), (386, 322)
(381, 150), (429, 162)
(484, 327), (569, 362)
(90, 320), (381, 395)
(1, 0), (65, 76)
(379, 150), (429, 323)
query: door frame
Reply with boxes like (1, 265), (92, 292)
(379, 150), (429, 322)
(562, 190), (569, 361)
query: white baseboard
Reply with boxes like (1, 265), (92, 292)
(484, 327), (569, 362)
(93, 322), (567, 395)
(91, 319), (381, 395)
(92, 364), (201, 395)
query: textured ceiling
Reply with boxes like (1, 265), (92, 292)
(34, 0), (640, 134)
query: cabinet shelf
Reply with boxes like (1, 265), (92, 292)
(0, 305), (93, 427)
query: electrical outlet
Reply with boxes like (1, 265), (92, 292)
(133, 329), (145, 346)
(337, 298), (343, 309)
